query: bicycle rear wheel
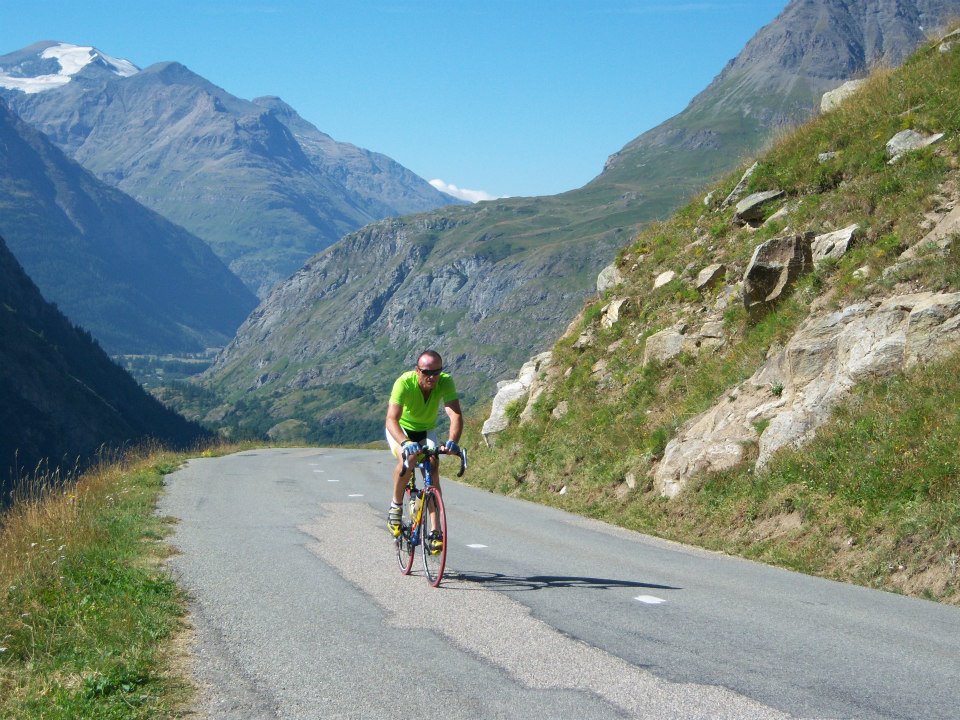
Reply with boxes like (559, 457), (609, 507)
(396, 486), (415, 575)
(421, 488), (447, 587)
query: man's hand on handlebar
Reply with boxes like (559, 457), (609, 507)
(440, 441), (467, 476)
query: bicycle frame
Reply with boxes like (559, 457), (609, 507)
(406, 449), (442, 549)
(396, 446), (466, 586)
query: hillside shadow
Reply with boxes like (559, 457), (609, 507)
(451, 571), (680, 593)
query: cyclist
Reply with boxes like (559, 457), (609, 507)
(385, 350), (462, 553)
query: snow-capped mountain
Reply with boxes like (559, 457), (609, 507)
(0, 41), (464, 297)
(0, 41), (137, 94)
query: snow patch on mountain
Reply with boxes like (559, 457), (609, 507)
(0, 42), (138, 94)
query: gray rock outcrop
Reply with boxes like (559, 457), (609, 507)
(653, 292), (960, 497)
(812, 224), (861, 263)
(886, 129), (945, 163)
(722, 162), (759, 207)
(597, 264), (624, 294)
(481, 351), (553, 445)
(696, 264), (726, 291)
(901, 203), (960, 259)
(654, 271), (677, 289)
(600, 299), (629, 329)
(643, 325), (686, 367)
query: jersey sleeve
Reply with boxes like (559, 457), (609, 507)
(441, 375), (458, 402)
(388, 375), (407, 406)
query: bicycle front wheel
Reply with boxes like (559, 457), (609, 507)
(421, 488), (447, 587)
(396, 486), (415, 575)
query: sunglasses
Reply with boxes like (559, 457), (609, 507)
(418, 367), (443, 377)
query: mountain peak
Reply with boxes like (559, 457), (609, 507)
(0, 41), (138, 94)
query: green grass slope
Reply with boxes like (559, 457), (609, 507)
(462, 31), (960, 604)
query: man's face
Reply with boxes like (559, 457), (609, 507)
(416, 356), (443, 389)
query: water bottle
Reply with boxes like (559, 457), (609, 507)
(409, 489), (419, 518)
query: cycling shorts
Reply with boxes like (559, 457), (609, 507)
(386, 426), (438, 459)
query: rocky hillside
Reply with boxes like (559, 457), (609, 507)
(0, 43), (463, 296)
(473, 28), (960, 603)
(0, 98), (257, 355)
(0, 234), (208, 505)
(193, 0), (960, 445)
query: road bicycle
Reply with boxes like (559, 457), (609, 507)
(395, 445), (467, 587)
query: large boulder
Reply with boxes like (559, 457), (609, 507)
(722, 162), (759, 207)
(812, 224), (861, 263)
(600, 298), (630, 329)
(653, 270), (677, 289)
(695, 264), (726, 291)
(820, 79), (867, 112)
(742, 233), (813, 318)
(734, 190), (784, 225)
(886, 129), (944, 164)
(597, 263), (624, 294)
(643, 325), (686, 366)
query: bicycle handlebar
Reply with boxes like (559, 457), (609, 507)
(417, 446), (468, 477)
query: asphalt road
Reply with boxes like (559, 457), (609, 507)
(158, 447), (960, 720)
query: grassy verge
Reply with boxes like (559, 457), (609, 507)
(0, 443), (253, 719)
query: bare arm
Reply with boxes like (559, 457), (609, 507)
(444, 399), (463, 443)
(386, 402), (408, 446)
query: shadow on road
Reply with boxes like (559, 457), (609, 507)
(452, 571), (681, 592)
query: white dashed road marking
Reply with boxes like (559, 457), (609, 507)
(635, 595), (667, 605)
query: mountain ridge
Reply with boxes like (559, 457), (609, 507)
(192, 0), (960, 444)
(0, 44), (465, 296)
(0, 97), (257, 354)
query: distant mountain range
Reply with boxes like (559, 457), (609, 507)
(192, 0), (960, 444)
(0, 42), (465, 297)
(0, 233), (207, 504)
(0, 98), (257, 354)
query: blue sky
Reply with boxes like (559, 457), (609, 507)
(0, 1), (788, 200)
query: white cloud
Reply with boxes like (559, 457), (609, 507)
(430, 179), (501, 203)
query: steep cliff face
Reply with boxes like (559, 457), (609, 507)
(204, 198), (623, 439)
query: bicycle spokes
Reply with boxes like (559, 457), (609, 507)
(421, 489), (447, 587)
